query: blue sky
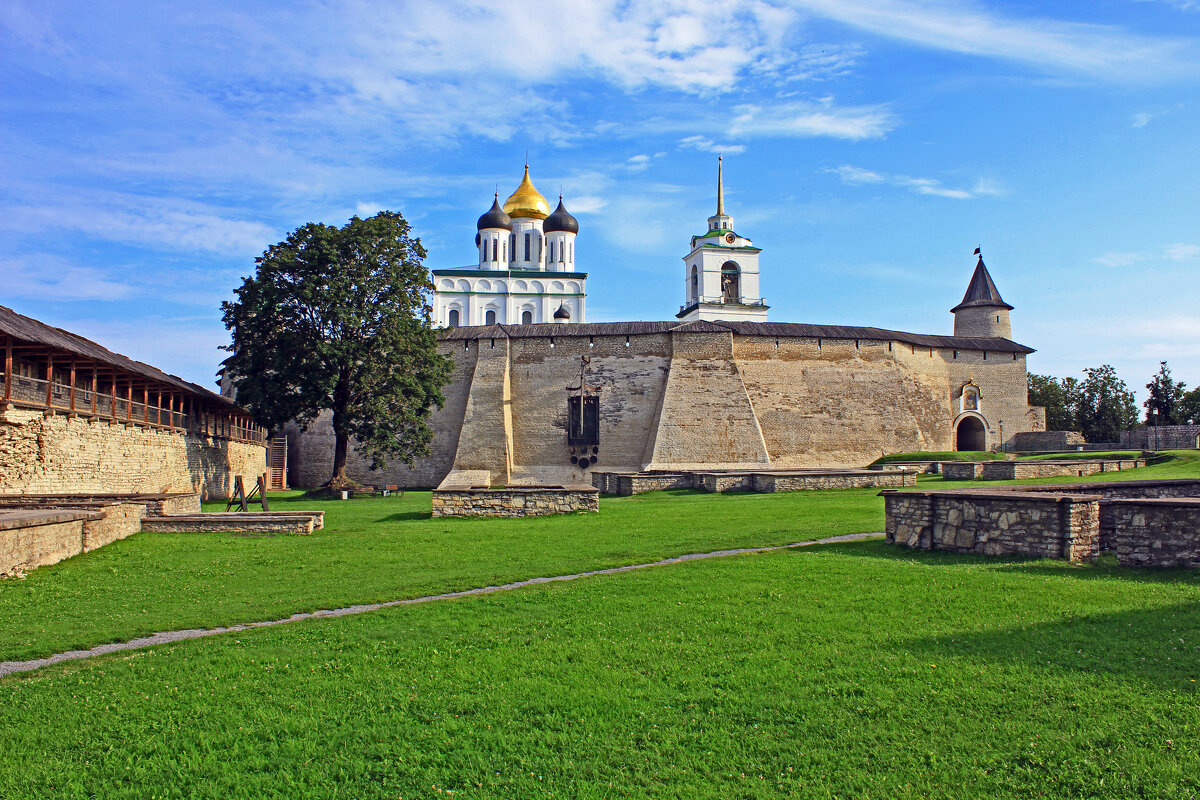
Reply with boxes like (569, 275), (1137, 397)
(2, 1), (1198, 404)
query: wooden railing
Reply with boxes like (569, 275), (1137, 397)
(0, 371), (266, 444)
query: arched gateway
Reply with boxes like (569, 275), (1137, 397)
(956, 416), (986, 451)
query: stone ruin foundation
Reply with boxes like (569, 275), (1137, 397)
(883, 478), (1200, 567)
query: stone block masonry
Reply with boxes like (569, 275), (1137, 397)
(884, 490), (1100, 561)
(0, 510), (101, 576)
(0, 408), (265, 500)
(1108, 499), (1200, 567)
(432, 485), (599, 517)
(884, 479), (1200, 566)
(290, 322), (1043, 489)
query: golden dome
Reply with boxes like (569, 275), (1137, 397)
(502, 165), (551, 220)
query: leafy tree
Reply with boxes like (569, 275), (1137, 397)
(1178, 388), (1200, 426)
(1144, 360), (1186, 425)
(222, 212), (453, 487)
(1027, 373), (1077, 431)
(1075, 365), (1138, 443)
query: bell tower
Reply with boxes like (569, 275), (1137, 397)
(677, 156), (769, 322)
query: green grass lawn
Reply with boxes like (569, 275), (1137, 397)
(3, 540), (1200, 798)
(1016, 450), (1145, 461)
(0, 487), (885, 662)
(872, 450), (1003, 464)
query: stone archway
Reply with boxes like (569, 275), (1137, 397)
(956, 415), (986, 451)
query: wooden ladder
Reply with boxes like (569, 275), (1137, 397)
(267, 436), (288, 490)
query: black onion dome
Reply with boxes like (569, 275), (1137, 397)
(543, 197), (579, 234)
(477, 195), (513, 231)
(553, 302), (571, 320)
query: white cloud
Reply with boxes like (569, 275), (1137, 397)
(791, 0), (1197, 81)
(1096, 243), (1200, 266)
(1132, 111), (1154, 128)
(1165, 243), (1200, 261)
(0, 189), (275, 255)
(730, 100), (897, 140)
(679, 136), (746, 154)
(1136, 0), (1200, 11)
(567, 196), (608, 214)
(1, 257), (135, 301)
(828, 164), (1000, 199)
(832, 165), (886, 184)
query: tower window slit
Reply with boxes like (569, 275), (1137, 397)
(524, 233), (530, 261)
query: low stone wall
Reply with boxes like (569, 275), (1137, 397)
(884, 490), (1100, 561)
(0, 408), (265, 500)
(941, 462), (985, 480)
(432, 485), (599, 518)
(1010, 431), (1086, 451)
(884, 478), (1200, 566)
(591, 472), (694, 496)
(1123, 425), (1200, 450)
(1108, 499), (1200, 567)
(754, 471), (915, 492)
(943, 458), (1145, 481)
(141, 511), (325, 535)
(0, 510), (101, 576)
(0, 493), (201, 515)
(868, 461), (942, 474)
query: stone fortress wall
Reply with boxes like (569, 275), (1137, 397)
(0, 407), (266, 500)
(288, 321), (1043, 489)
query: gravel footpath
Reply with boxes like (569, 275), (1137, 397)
(0, 532), (880, 678)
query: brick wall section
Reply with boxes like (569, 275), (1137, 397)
(942, 462), (985, 480)
(289, 328), (1043, 488)
(431, 486), (599, 517)
(0, 512), (98, 576)
(1122, 425), (1200, 450)
(0, 408), (265, 500)
(757, 471), (916, 491)
(1011, 431), (1086, 451)
(1108, 499), (1200, 567)
(884, 490), (1100, 560)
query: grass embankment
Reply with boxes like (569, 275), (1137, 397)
(921, 449), (1200, 491)
(1016, 450), (1145, 461)
(0, 488), (883, 662)
(3, 541), (1200, 798)
(872, 450), (1002, 464)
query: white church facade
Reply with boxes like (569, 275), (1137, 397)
(432, 166), (587, 327)
(433, 158), (772, 328)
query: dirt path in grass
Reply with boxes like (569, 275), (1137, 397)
(0, 532), (881, 678)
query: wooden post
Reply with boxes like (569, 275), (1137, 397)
(168, 393), (175, 429)
(127, 381), (133, 421)
(143, 385), (149, 424)
(2, 336), (11, 408)
(45, 356), (53, 409)
(68, 361), (77, 415)
(109, 372), (116, 419)
(90, 366), (98, 417)
(156, 389), (162, 426)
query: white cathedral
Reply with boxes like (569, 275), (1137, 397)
(432, 158), (768, 326)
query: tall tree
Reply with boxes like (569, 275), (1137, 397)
(222, 212), (453, 487)
(1028, 373), (1077, 431)
(1075, 365), (1138, 443)
(1179, 388), (1200, 426)
(1144, 360), (1186, 425)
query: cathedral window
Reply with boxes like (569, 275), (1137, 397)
(549, 242), (554, 262)
(448, 309), (460, 328)
(690, 266), (698, 301)
(522, 310), (533, 325)
(493, 238), (499, 261)
(524, 233), (530, 261)
(485, 309), (497, 325)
